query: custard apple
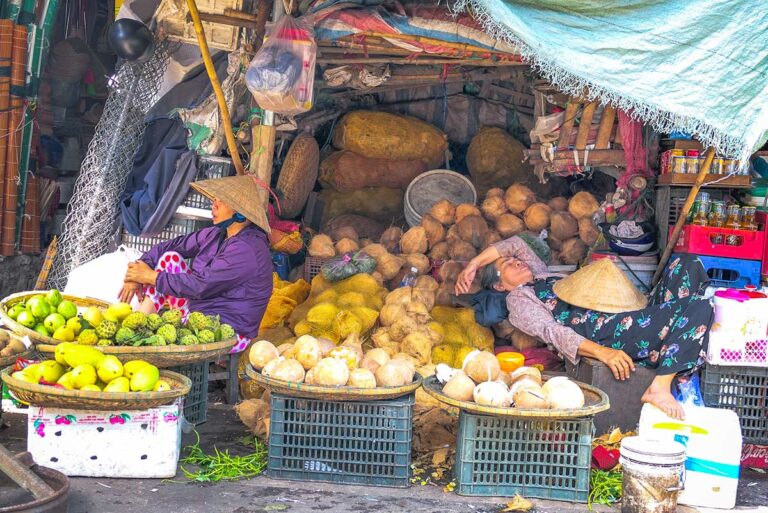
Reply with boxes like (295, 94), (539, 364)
(95, 319), (117, 340)
(156, 324), (177, 344)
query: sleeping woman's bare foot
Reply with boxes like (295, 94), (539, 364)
(641, 374), (684, 420)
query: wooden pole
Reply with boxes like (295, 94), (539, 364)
(185, 0), (245, 175)
(250, 0), (274, 210)
(652, 147), (716, 286)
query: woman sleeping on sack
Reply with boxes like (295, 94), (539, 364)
(119, 175), (273, 354)
(456, 235), (713, 421)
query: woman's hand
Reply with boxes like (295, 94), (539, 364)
(119, 281), (143, 304)
(595, 346), (636, 381)
(455, 262), (479, 294)
(125, 261), (158, 286)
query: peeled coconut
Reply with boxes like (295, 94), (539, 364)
(550, 211), (579, 241)
(430, 200), (456, 225)
(329, 346), (361, 371)
(457, 215), (489, 248)
(261, 356), (285, 378)
(568, 191), (600, 220)
(348, 368), (377, 388)
(317, 337), (336, 356)
(486, 187), (505, 199)
(360, 355), (381, 374)
(442, 373), (476, 402)
(389, 358), (416, 382)
(523, 203), (552, 232)
(400, 226), (428, 255)
(380, 226), (403, 253)
(365, 348), (391, 367)
(548, 196), (569, 212)
(304, 367), (317, 385)
(421, 214), (446, 248)
(463, 351), (501, 383)
(579, 218), (600, 246)
(272, 358), (306, 383)
(543, 377), (585, 409)
(308, 234), (336, 258)
(473, 381), (511, 407)
(293, 335), (322, 370)
(511, 366), (542, 385)
(560, 237), (588, 265)
(449, 240), (477, 261)
(481, 196), (507, 221)
(484, 230), (502, 247)
(430, 241), (450, 260)
(504, 184), (535, 214)
(496, 371), (513, 387)
(314, 357), (350, 386)
(375, 362), (407, 387)
(513, 387), (549, 409)
(331, 225), (359, 242)
(276, 342), (294, 356)
(335, 237), (359, 255)
(455, 203), (482, 224)
(510, 376), (542, 396)
(385, 286), (413, 306)
(401, 332), (433, 365)
(249, 340), (280, 370)
(496, 214), (526, 238)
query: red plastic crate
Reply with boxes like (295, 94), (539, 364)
(670, 224), (765, 260)
(758, 212), (768, 276)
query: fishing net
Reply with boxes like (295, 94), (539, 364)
(46, 39), (173, 290)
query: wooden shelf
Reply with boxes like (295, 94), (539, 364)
(656, 173), (751, 189)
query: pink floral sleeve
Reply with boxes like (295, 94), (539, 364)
(492, 236), (550, 278)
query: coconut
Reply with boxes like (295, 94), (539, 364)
(388, 316), (419, 342)
(372, 328), (399, 352)
(249, 340), (280, 370)
(360, 355), (381, 374)
(445, 224), (461, 243)
(548, 196), (569, 212)
(474, 381), (511, 407)
(514, 387), (549, 409)
(380, 226), (403, 253)
(486, 187), (505, 199)
(334, 237), (359, 255)
(442, 373), (476, 401)
(449, 240), (477, 261)
(568, 191), (600, 220)
(415, 275), (439, 291)
(276, 342), (294, 356)
(348, 368), (377, 388)
(511, 366), (542, 385)
(317, 337), (336, 357)
(420, 213), (446, 249)
(484, 230), (502, 247)
(439, 260), (464, 283)
(304, 367), (317, 385)
(579, 218), (600, 246)
(308, 234), (335, 258)
(504, 184), (535, 214)
(523, 203), (552, 232)
(455, 203), (482, 223)
(331, 226), (359, 242)
(496, 214), (525, 238)
(401, 332), (434, 365)
(293, 335), (322, 370)
(429, 241), (450, 260)
(272, 359), (306, 383)
(375, 362), (407, 387)
(404, 254), (430, 275)
(430, 200), (456, 225)
(497, 371), (513, 387)
(481, 196), (507, 221)
(376, 253), (406, 280)
(365, 348), (391, 367)
(314, 357), (350, 386)
(550, 211), (579, 241)
(389, 358), (416, 382)
(543, 377), (585, 409)
(261, 356), (285, 377)
(560, 237), (588, 264)
(547, 236), (563, 251)
(457, 215), (489, 248)
(400, 226), (428, 255)
(364, 243), (389, 259)
(360, 238), (373, 248)
(435, 282), (455, 306)
(385, 287), (413, 306)
(463, 351), (501, 383)
(412, 287), (436, 312)
(510, 376), (541, 396)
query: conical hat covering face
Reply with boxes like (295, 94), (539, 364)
(552, 258), (648, 313)
(191, 175), (270, 234)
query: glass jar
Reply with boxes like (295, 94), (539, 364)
(689, 192), (710, 223)
(725, 205), (742, 229)
(741, 206), (757, 231)
(672, 156), (687, 174)
(723, 159), (737, 175)
(685, 150), (700, 175)
(711, 157), (724, 175)
(692, 200), (710, 226)
(708, 201), (726, 227)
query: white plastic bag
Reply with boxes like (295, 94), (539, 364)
(245, 16), (316, 116)
(64, 245), (142, 308)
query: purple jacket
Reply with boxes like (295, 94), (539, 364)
(140, 225), (273, 338)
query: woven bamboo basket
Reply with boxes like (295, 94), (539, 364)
(245, 363), (422, 401)
(36, 337), (237, 368)
(0, 348), (34, 368)
(422, 375), (610, 418)
(276, 133), (320, 218)
(0, 292), (110, 345)
(1, 366), (191, 410)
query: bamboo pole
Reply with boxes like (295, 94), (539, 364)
(185, 0), (245, 175)
(652, 147), (716, 286)
(0, 20), (13, 239)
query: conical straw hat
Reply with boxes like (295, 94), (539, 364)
(191, 175), (270, 234)
(552, 258), (648, 313)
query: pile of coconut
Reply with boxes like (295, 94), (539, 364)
(437, 350), (586, 410)
(248, 333), (416, 389)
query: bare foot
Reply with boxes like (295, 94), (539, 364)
(642, 384), (685, 420)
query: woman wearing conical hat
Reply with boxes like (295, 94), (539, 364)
(119, 175), (273, 354)
(456, 235), (713, 421)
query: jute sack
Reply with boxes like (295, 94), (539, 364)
(466, 127), (533, 196)
(319, 187), (404, 225)
(319, 150), (429, 192)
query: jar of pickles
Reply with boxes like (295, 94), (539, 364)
(725, 205), (742, 229)
(741, 206), (757, 231)
(689, 192), (710, 223)
(708, 201), (726, 227)
(692, 200), (710, 226)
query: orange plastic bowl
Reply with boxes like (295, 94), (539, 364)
(497, 352), (525, 373)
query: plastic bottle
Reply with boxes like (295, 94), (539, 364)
(400, 267), (419, 288)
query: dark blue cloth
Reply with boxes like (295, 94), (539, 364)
(471, 289), (510, 327)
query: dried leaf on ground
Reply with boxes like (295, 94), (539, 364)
(501, 494), (534, 511)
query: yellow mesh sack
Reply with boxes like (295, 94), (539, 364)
(351, 306), (379, 331)
(274, 277), (311, 304)
(456, 308), (478, 328)
(466, 323), (495, 351)
(443, 322), (469, 347)
(332, 310), (364, 339)
(431, 344), (456, 366)
(306, 302), (340, 328)
(314, 289), (338, 305)
(337, 292), (366, 308)
(259, 295), (298, 329)
(430, 306), (459, 325)
(333, 273), (383, 296)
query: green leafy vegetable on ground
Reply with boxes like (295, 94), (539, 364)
(589, 469), (623, 510)
(180, 431), (267, 482)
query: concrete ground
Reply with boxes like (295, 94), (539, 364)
(2, 399), (767, 513)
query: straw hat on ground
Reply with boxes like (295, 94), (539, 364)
(552, 258), (647, 313)
(191, 175), (270, 234)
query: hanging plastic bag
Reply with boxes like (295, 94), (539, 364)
(245, 16), (316, 116)
(63, 245), (143, 309)
(321, 251), (377, 282)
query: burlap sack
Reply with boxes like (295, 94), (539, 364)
(466, 127), (533, 195)
(319, 150), (429, 192)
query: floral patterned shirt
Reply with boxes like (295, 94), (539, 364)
(492, 236), (586, 365)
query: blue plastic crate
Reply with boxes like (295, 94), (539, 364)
(702, 365), (768, 444)
(692, 254), (762, 288)
(170, 362), (208, 426)
(454, 412), (593, 502)
(268, 393), (413, 488)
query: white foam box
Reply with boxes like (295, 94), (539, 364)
(27, 402), (182, 478)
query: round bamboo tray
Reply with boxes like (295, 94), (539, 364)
(245, 364), (422, 401)
(422, 375), (610, 418)
(0, 291), (109, 345)
(36, 337), (238, 368)
(1, 366), (191, 410)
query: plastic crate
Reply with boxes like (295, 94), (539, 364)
(303, 256), (327, 282)
(670, 224), (765, 260)
(268, 393), (414, 488)
(707, 331), (768, 367)
(701, 365), (768, 444)
(121, 217), (212, 254)
(182, 156), (234, 210)
(757, 211), (768, 276)
(693, 254), (762, 288)
(171, 362), (209, 426)
(454, 412), (592, 502)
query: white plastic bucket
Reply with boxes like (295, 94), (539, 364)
(619, 436), (686, 513)
(404, 169), (476, 227)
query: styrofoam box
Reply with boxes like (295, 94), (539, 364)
(27, 402), (182, 478)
